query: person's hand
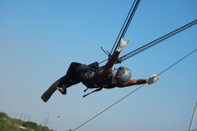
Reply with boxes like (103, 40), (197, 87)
(116, 38), (130, 52)
(146, 74), (159, 85)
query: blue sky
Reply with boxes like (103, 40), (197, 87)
(0, 0), (197, 131)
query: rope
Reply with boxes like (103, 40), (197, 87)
(118, 19), (197, 63)
(110, 0), (141, 56)
(158, 48), (197, 76)
(73, 48), (197, 131)
(99, 19), (197, 65)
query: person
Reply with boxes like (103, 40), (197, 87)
(42, 38), (159, 101)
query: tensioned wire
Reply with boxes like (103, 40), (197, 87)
(99, 19), (197, 64)
(110, 0), (140, 56)
(118, 19), (197, 63)
(73, 48), (197, 131)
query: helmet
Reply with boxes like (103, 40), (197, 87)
(116, 67), (131, 83)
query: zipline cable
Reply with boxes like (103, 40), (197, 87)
(117, 19), (197, 63)
(100, 19), (197, 65)
(110, 0), (141, 56)
(73, 48), (197, 131)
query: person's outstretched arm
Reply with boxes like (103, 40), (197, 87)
(117, 74), (159, 88)
(117, 79), (147, 87)
(99, 38), (130, 75)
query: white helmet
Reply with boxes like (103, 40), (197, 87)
(116, 66), (131, 83)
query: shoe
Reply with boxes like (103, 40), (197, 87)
(57, 85), (67, 95)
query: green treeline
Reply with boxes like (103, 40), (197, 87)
(0, 112), (53, 131)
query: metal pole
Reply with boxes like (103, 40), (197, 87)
(189, 102), (197, 131)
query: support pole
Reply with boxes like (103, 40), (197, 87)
(189, 102), (197, 131)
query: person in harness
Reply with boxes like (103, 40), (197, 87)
(45, 38), (159, 99)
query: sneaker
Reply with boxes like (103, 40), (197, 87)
(57, 85), (67, 95)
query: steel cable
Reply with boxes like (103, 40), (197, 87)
(73, 48), (197, 131)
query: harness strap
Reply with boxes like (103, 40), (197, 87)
(83, 87), (103, 98)
(82, 62), (105, 98)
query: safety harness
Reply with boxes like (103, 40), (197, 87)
(80, 62), (103, 97)
(81, 62), (116, 98)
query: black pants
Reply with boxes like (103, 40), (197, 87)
(41, 62), (85, 102)
(49, 62), (84, 89)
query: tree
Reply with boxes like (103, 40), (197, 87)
(23, 121), (38, 128)
(0, 112), (8, 118)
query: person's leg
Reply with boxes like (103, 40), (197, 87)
(41, 77), (63, 102)
(57, 62), (82, 94)
(53, 62), (81, 86)
(41, 62), (83, 102)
